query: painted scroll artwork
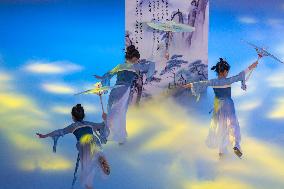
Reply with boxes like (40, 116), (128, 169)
(126, 0), (209, 97)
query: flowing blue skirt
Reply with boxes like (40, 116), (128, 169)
(206, 97), (241, 153)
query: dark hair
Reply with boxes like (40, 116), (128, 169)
(71, 104), (85, 122)
(125, 45), (140, 60)
(211, 58), (231, 74)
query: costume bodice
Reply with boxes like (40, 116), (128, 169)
(213, 87), (231, 99)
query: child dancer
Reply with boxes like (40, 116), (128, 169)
(36, 104), (110, 189)
(184, 57), (260, 158)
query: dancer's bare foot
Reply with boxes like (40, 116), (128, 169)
(99, 156), (110, 175)
(233, 147), (243, 158)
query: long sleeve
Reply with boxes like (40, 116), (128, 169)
(49, 124), (75, 153)
(101, 72), (114, 87)
(191, 80), (210, 101)
(51, 125), (75, 137)
(244, 68), (251, 75)
(83, 121), (105, 130)
(144, 62), (156, 80)
(96, 121), (110, 144)
(190, 71), (246, 100)
(101, 63), (134, 86)
(134, 61), (156, 80)
(208, 71), (246, 89)
(208, 71), (245, 87)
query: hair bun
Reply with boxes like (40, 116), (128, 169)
(72, 104), (85, 121)
(212, 58), (230, 75)
(127, 45), (136, 53)
(125, 45), (140, 60)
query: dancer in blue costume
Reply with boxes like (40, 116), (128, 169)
(96, 45), (155, 144)
(37, 104), (110, 189)
(184, 57), (260, 158)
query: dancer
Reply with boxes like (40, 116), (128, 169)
(184, 57), (261, 158)
(36, 104), (110, 189)
(95, 45), (155, 144)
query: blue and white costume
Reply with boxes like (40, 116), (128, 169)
(50, 121), (109, 187)
(101, 61), (155, 143)
(190, 70), (248, 154)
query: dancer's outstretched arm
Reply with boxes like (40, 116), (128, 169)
(90, 113), (109, 145)
(84, 113), (107, 131)
(209, 60), (259, 88)
(134, 61), (156, 80)
(183, 60), (259, 90)
(36, 125), (74, 139)
(94, 75), (103, 80)
(36, 125), (75, 152)
(97, 63), (135, 86)
(182, 60), (260, 100)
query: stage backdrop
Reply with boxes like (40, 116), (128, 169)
(126, 0), (209, 97)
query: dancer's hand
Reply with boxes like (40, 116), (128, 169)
(250, 53), (263, 70)
(94, 75), (103, 80)
(102, 113), (107, 121)
(183, 83), (192, 89)
(249, 61), (258, 70)
(36, 133), (47, 139)
(258, 53), (263, 60)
